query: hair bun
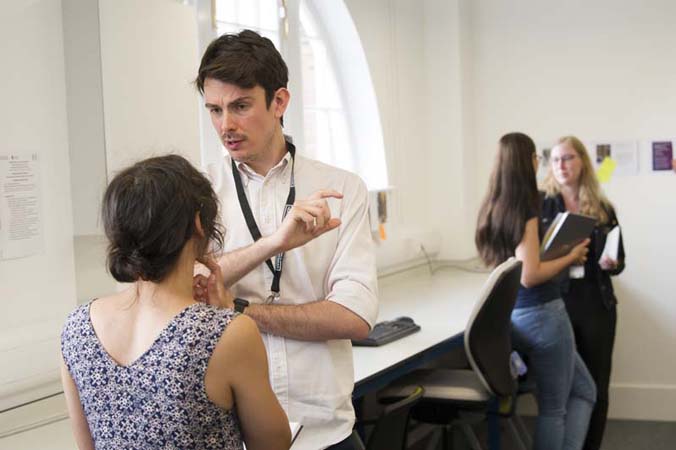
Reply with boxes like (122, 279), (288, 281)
(108, 247), (145, 282)
(102, 154), (224, 284)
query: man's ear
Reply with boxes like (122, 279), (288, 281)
(194, 211), (206, 238)
(272, 87), (291, 119)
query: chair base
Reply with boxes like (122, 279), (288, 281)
(407, 410), (530, 450)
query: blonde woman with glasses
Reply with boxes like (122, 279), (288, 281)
(541, 136), (626, 450)
(477, 133), (596, 450)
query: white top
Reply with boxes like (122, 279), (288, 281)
(210, 151), (379, 450)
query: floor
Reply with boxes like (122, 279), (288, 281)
(2, 415), (675, 449)
(597, 419), (676, 450)
(409, 416), (676, 450)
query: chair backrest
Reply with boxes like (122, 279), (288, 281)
(366, 386), (424, 450)
(464, 257), (522, 397)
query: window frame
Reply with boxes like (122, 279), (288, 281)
(196, 0), (389, 189)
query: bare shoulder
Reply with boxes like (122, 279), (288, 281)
(523, 216), (539, 236)
(206, 313), (265, 406)
(210, 314), (266, 378)
(516, 217), (540, 254)
(217, 314), (262, 355)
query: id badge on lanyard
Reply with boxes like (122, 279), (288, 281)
(231, 142), (296, 301)
(569, 265), (585, 279)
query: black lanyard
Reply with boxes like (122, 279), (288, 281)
(231, 142), (296, 298)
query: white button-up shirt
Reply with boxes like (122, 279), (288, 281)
(209, 151), (378, 450)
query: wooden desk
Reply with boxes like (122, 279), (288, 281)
(353, 266), (489, 397)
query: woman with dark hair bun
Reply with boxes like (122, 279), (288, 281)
(476, 133), (597, 450)
(60, 155), (291, 450)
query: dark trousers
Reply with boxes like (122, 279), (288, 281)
(325, 431), (364, 450)
(564, 279), (617, 450)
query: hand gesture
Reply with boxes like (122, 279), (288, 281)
(271, 189), (343, 252)
(570, 238), (590, 265)
(193, 256), (234, 309)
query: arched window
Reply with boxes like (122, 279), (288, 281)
(298, 2), (354, 173)
(214, 0), (280, 48)
(203, 0), (388, 189)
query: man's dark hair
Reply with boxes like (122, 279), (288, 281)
(195, 29), (289, 109)
(102, 154), (224, 283)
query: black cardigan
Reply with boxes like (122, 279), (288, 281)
(540, 192), (626, 309)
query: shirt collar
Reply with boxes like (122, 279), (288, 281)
(235, 151), (292, 186)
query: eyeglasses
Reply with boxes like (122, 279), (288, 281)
(550, 154), (577, 165)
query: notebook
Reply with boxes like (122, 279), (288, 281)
(541, 212), (596, 261)
(290, 422), (303, 446)
(599, 226), (621, 262)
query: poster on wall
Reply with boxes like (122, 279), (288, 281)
(0, 152), (44, 260)
(591, 141), (639, 177)
(651, 141), (673, 171)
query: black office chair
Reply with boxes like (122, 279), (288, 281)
(381, 257), (525, 450)
(355, 386), (424, 450)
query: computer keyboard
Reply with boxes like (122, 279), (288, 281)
(352, 316), (421, 347)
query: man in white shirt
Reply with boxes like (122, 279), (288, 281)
(194, 30), (378, 450)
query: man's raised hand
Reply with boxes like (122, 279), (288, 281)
(271, 189), (343, 252)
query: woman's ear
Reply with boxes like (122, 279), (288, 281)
(194, 211), (206, 238)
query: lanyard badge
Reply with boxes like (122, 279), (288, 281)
(231, 141), (296, 301)
(266, 292), (281, 304)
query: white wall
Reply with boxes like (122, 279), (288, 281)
(345, 0), (477, 263)
(98, 0), (202, 174)
(63, 0), (107, 236)
(62, 0), (205, 304)
(0, 0), (76, 411)
(343, 0), (429, 267)
(62, 0), (120, 304)
(1, 0), (206, 417)
(464, 0), (676, 420)
(345, 0), (428, 229)
(422, 0), (476, 258)
(349, 0), (676, 421)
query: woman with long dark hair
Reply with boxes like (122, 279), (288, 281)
(542, 136), (625, 450)
(476, 133), (597, 450)
(60, 155), (291, 450)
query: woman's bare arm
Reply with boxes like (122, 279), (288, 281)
(515, 218), (589, 287)
(60, 359), (94, 450)
(205, 315), (291, 450)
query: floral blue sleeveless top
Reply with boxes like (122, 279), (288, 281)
(61, 302), (243, 449)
